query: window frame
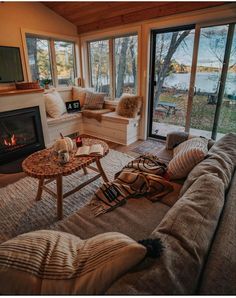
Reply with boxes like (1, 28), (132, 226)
(22, 29), (78, 88)
(87, 32), (139, 99)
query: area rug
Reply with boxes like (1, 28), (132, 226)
(132, 139), (165, 155)
(0, 150), (133, 243)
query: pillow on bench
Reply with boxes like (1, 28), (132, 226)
(83, 91), (106, 110)
(116, 93), (142, 118)
(44, 91), (66, 118)
(72, 86), (89, 107)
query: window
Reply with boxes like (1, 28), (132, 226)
(88, 34), (138, 98)
(26, 35), (76, 87)
(89, 40), (110, 93)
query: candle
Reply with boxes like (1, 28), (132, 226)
(76, 136), (83, 148)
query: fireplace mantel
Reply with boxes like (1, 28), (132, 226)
(0, 88), (44, 97)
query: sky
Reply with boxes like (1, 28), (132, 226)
(167, 24), (236, 68)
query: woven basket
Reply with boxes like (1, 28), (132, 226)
(15, 81), (40, 90)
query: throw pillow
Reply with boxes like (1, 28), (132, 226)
(44, 91), (66, 118)
(83, 91), (106, 110)
(72, 86), (88, 107)
(167, 137), (208, 180)
(166, 131), (189, 150)
(116, 93), (142, 118)
(0, 230), (146, 294)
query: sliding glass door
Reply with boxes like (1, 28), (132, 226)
(149, 25), (195, 138)
(190, 25), (228, 138)
(149, 22), (236, 140)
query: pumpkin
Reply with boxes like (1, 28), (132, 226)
(53, 134), (74, 152)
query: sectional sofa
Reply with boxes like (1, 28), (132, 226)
(53, 132), (236, 294)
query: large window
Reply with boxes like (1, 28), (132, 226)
(26, 34), (76, 87)
(88, 34), (138, 98)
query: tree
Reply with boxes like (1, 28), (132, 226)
(26, 37), (39, 80)
(129, 36), (137, 92)
(116, 36), (129, 97)
(154, 30), (191, 109)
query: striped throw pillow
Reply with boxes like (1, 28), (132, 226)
(167, 137), (208, 180)
(0, 230), (146, 294)
(83, 91), (106, 110)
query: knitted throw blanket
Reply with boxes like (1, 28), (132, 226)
(90, 155), (173, 216)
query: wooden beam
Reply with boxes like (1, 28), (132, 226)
(77, 2), (225, 34)
(72, 3), (166, 26)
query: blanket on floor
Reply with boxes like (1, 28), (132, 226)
(90, 155), (173, 216)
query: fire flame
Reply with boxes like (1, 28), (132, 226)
(4, 134), (17, 146)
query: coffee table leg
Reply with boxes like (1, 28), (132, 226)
(56, 175), (63, 220)
(82, 166), (88, 175)
(95, 158), (109, 182)
(36, 178), (44, 201)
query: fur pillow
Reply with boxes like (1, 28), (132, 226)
(116, 94), (142, 118)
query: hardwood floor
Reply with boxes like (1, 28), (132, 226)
(0, 136), (165, 188)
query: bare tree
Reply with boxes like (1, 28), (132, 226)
(129, 36), (137, 92)
(116, 36), (129, 97)
(154, 30), (191, 109)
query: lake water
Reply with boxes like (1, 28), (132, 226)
(164, 72), (236, 94)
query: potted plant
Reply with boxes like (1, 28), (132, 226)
(41, 78), (52, 89)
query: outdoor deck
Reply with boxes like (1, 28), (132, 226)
(152, 122), (225, 141)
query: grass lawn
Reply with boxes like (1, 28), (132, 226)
(153, 91), (236, 134)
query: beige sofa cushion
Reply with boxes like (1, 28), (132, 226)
(167, 137), (208, 180)
(0, 230), (146, 294)
(44, 91), (66, 118)
(180, 133), (236, 196)
(107, 173), (225, 294)
(199, 171), (236, 295)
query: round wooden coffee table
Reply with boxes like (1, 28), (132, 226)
(22, 138), (109, 220)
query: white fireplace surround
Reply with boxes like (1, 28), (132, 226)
(0, 90), (50, 146)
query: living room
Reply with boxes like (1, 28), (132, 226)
(0, 1), (235, 295)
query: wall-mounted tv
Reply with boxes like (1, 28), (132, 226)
(0, 46), (24, 83)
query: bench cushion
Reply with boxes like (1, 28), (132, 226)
(102, 112), (140, 124)
(47, 112), (82, 126)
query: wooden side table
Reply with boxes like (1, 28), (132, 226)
(22, 138), (109, 220)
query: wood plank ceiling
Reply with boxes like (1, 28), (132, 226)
(43, 2), (225, 34)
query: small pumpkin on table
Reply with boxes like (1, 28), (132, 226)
(53, 133), (74, 164)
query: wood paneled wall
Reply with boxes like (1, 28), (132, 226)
(43, 2), (225, 34)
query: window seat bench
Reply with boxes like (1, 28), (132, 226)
(45, 88), (141, 146)
(46, 110), (140, 146)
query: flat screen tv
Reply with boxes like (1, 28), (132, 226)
(0, 46), (24, 83)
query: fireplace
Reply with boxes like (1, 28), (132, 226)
(0, 106), (45, 164)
